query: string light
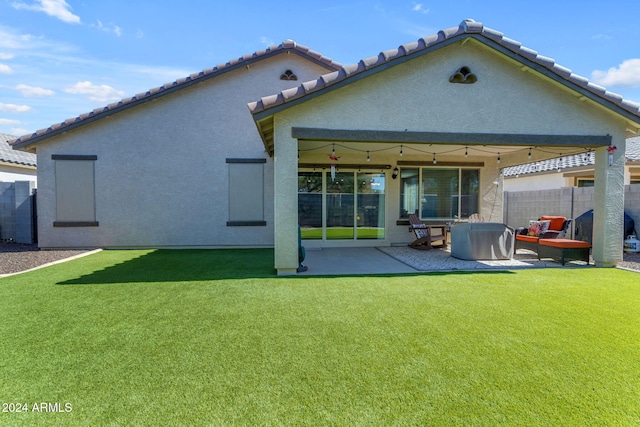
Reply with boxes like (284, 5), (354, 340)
(331, 144), (335, 156)
(400, 145), (403, 156)
(366, 151), (370, 162)
(528, 148), (532, 160)
(432, 153), (437, 164)
(464, 147), (468, 158)
(497, 152), (501, 164)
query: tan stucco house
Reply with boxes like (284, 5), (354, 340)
(11, 19), (640, 274)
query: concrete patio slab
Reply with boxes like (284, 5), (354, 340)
(297, 247), (418, 276)
(297, 246), (591, 276)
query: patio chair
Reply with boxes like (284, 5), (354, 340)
(408, 214), (447, 250)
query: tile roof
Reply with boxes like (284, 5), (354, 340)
(0, 132), (36, 167)
(503, 152), (594, 177)
(626, 136), (640, 161)
(10, 40), (341, 150)
(503, 137), (640, 177)
(248, 19), (640, 124)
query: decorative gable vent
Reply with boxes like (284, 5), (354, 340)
(449, 66), (477, 84)
(280, 69), (298, 81)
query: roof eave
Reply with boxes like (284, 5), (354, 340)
(12, 45), (342, 150)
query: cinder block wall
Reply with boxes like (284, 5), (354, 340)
(504, 184), (640, 238)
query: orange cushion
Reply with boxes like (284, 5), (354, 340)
(540, 216), (566, 231)
(516, 235), (538, 243)
(538, 238), (590, 249)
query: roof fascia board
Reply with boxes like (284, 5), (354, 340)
(0, 160), (36, 169)
(291, 127), (611, 147)
(287, 49), (342, 71)
(13, 48), (338, 150)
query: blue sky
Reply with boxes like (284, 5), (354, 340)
(1, 0), (640, 137)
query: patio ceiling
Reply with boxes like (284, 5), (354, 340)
(294, 127), (610, 169)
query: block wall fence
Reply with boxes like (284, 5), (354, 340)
(503, 184), (640, 238)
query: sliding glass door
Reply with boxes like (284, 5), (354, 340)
(326, 172), (355, 239)
(298, 170), (385, 241)
(357, 172), (385, 239)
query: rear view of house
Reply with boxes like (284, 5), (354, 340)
(11, 20), (640, 274)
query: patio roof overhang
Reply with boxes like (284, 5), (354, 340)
(292, 127), (611, 169)
(291, 127), (611, 147)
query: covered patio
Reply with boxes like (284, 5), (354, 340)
(249, 19), (640, 275)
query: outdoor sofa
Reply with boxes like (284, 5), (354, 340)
(515, 215), (572, 252)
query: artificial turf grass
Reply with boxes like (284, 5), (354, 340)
(1, 249), (639, 426)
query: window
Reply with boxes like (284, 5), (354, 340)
(399, 169), (419, 218)
(399, 168), (479, 220)
(577, 179), (594, 188)
(53, 155), (98, 227)
(226, 158), (266, 226)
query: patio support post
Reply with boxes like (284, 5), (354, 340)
(273, 119), (299, 275)
(592, 138), (626, 267)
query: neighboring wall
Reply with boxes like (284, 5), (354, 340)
(0, 181), (36, 243)
(503, 184), (640, 238)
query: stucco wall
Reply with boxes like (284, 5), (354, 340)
(0, 165), (37, 186)
(35, 53), (332, 248)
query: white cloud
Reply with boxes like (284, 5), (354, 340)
(92, 20), (123, 37)
(592, 59), (640, 88)
(260, 36), (274, 46)
(0, 118), (22, 125)
(412, 2), (430, 14)
(0, 27), (48, 51)
(10, 127), (33, 136)
(12, 0), (81, 24)
(0, 63), (13, 74)
(0, 103), (33, 113)
(64, 81), (126, 103)
(15, 84), (55, 97)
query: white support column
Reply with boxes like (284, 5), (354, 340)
(273, 120), (299, 275)
(592, 138), (626, 267)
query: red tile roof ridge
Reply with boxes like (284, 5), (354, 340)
(11, 40), (342, 148)
(248, 19), (640, 122)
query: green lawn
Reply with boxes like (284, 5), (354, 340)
(1, 249), (639, 426)
(301, 227), (384, 240)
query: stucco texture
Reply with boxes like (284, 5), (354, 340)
(35, 53), (332, 248)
